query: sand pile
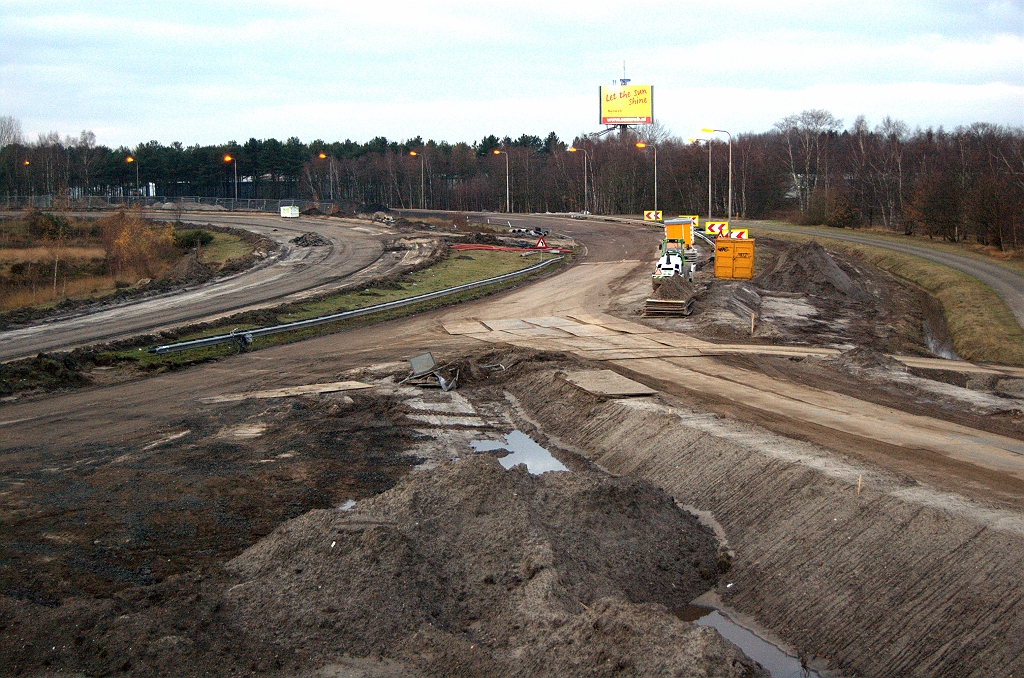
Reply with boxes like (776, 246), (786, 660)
(291, 232), (331, 247)
(757, 240), (866, 300)
(224, 455), (761, 677)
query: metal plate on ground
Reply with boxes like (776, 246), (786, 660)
(562, 370), (657, 397)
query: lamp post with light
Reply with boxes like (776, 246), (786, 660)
(409, 150), (425, 209)
(635, 142), (657, 213)
(567, 146), (590, 214)
(223, 154), (238, 202)
(688, 137), (713, 220)
(126, 155), (139, 198)
(318, 152), (335, 201)
(493, 148), (510, 213)
(702, 128), (732, 220)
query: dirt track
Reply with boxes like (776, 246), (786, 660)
(2, 216), (1023, 676)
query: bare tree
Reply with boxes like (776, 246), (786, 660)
(775, 109), (843, 215)
(0, 115), (23, 149)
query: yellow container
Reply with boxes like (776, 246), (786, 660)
(665, 223), (684, 240)
(714, 238), (755, 280)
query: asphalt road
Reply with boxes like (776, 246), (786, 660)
(0, 212), (391, 361)
(743, 220), (1024, 332)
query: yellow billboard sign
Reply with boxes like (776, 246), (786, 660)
(600, 84), (653, 124)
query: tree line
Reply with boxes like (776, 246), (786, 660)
(1, 112), (1022, 250)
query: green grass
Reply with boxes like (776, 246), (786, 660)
(750, 228), (1024, 366)
(197, 233), (254, 268)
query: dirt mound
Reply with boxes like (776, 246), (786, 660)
(757, 240), (866, 300)
(225, 455), (759, 676)
(828, 346), (907, 372)
(301, 206), (324, 216)
(155, 253), (212, 285)
(653, 275), (696, 301)
(291, 232), (331, 247)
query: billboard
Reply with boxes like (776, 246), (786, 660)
(600, 84), (653, 124)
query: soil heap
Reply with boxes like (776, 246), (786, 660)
(653, 274), (696, 301)
(756, 240), (866, 300)
(291, 232), (331, 247)
(225, 455), (762, 677)
(155, 253), (212, 285)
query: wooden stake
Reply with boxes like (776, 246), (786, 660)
(750, 312), (755, 335)
(857, 474), (862, 495)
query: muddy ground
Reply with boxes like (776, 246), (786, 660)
(2, 232), (1023, 676)
(0, 349), (765, 676)
(657, 238), (944, 357)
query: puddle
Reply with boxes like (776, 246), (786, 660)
(470, 430), (569, 475)
(681, 606), (822, 678)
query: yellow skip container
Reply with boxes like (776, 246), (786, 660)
(714, 238), (755, 280)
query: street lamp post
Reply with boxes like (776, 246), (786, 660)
(223, 154), (238, 202)
(409, 151), (425, 209)
(702, 128), (732, 220)
(318, 152), (335, 201)
(492, 149), (510, 213)
(635, 142), (657, 212)
(688, 137), (713, 220)
(126, 155), (139, 198)
(567, 146), (590, 214)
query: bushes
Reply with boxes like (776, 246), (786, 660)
(173, 229), (214, 249)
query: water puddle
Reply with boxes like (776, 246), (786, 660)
(680, 606), (822, 677)
(470, 430), (569, 475)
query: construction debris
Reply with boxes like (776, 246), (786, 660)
(290, 232), (330, 247)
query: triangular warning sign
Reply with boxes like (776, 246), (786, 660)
(534, 236), (548, 249)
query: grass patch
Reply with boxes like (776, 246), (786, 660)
(196, 232), (254, 269)
(751, 228), (1024, 366)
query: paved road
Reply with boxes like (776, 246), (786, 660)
(744, 221), (1024, 332)
(0, 212), (393, 361)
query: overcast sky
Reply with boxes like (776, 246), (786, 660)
(2, 0), (1021, 148)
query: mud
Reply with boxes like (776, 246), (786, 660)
(226, 456), (759, 677)
(507, 365), (1024, 677)
(0, 352), (768, 676)
(662, 238), (936, 357)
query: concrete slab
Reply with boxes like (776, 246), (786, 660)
(557, 324), (620, 337)
(502, 327), (571, 338)
(563, 369), (657, 397)
(481, 318), (532, 331)
(442, 320), (490, 335)
(566, 313), (660, 334)
(201, 381), (372, 403)
(521, 316), (578, 328)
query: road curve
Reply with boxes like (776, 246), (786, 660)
(745, 220), (1024, 332)
(0, 212), (392, 361)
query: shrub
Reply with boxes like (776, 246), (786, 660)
(173, 229), (215, 249)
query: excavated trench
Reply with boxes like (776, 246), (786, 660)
(503, 363), (1024, 678)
